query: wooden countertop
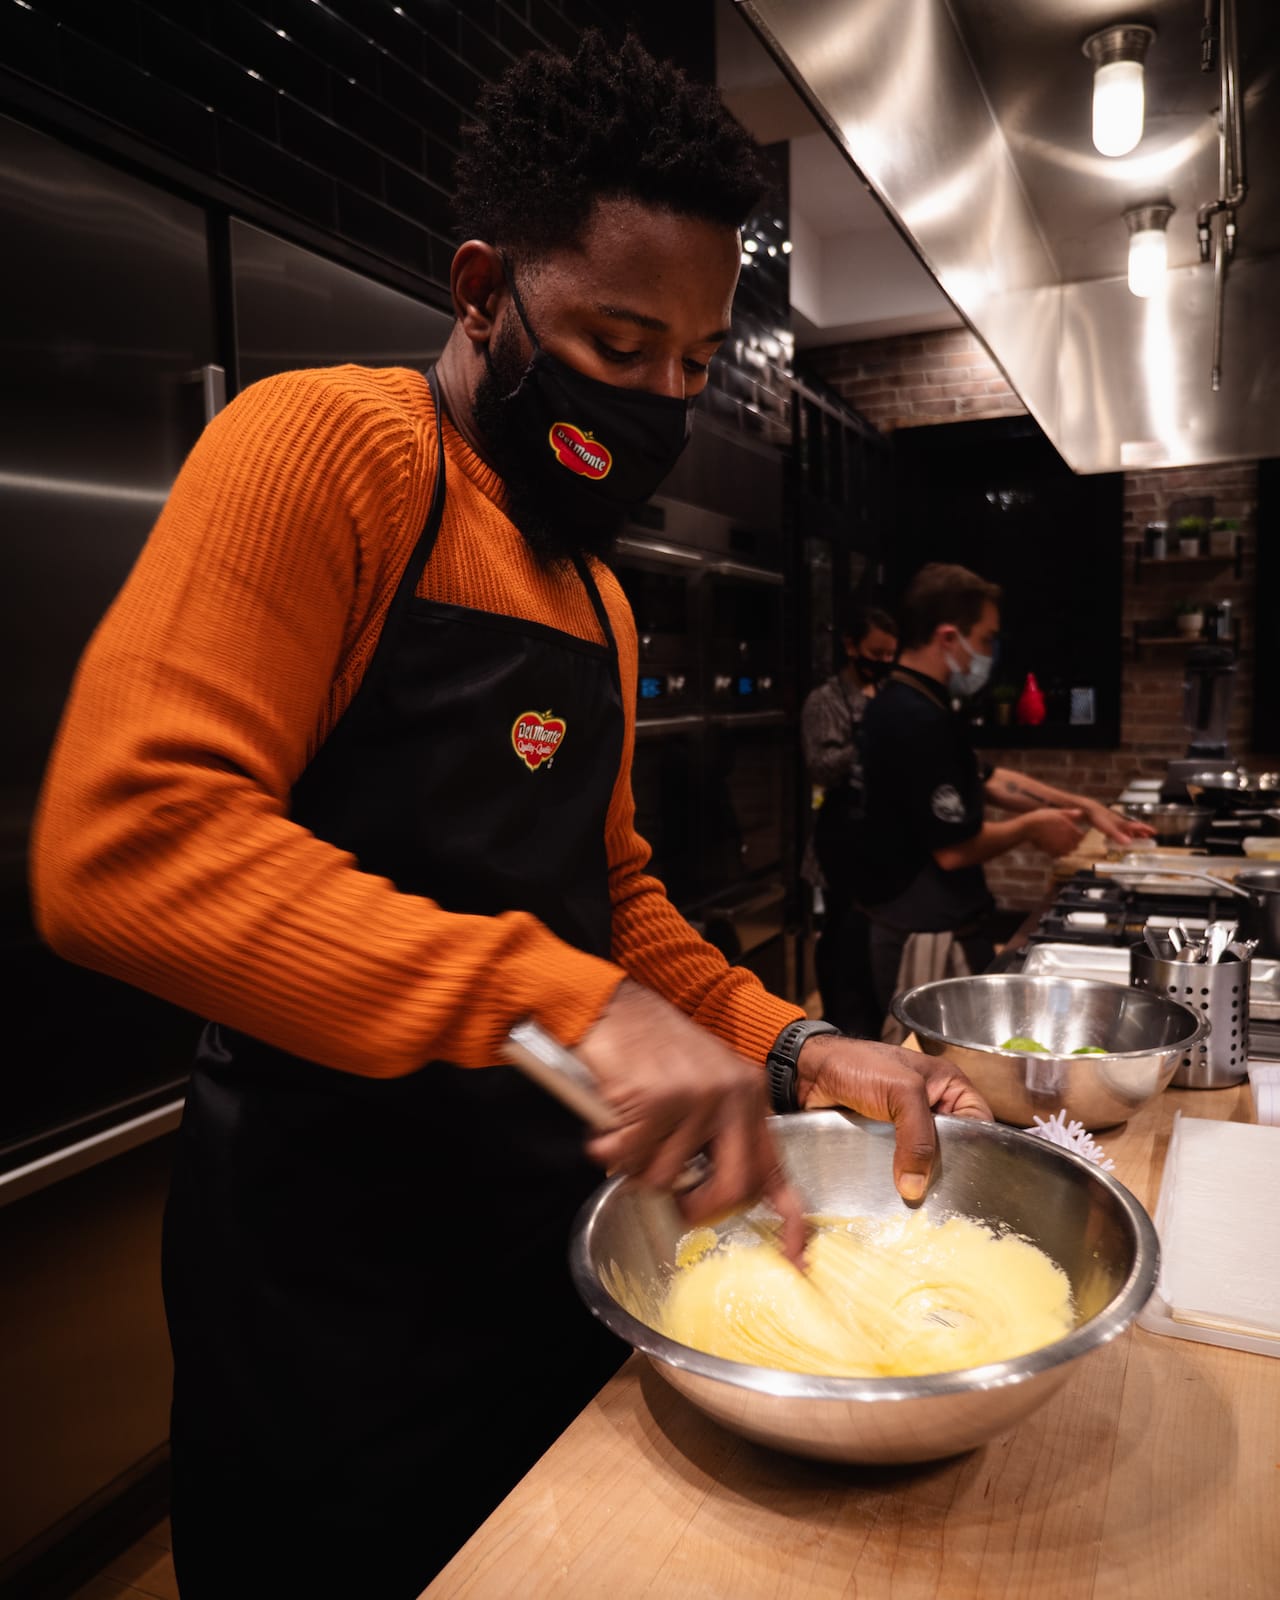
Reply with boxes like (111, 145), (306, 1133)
(424, 1083), (1279, 1599)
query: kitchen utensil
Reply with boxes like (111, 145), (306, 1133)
(1130, 941), (1250, 1088)
(1121, 802), (1204, 845)
(1205, 921), (1235, 965)
(571, 1111), (1159, 1464)
(501, 1018), (712, 1195)
(890, 974), (1205, 1129)
(1167, 921), (1185, 956)
(1143, 925), (1168, 960)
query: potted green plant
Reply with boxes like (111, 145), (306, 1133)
(1209, 516), (1240, 558)
(1175, 514), (1208, 557)
(1176, 599), (1205, 638)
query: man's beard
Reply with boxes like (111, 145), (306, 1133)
(471, 317), (628, 569)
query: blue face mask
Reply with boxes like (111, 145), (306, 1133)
(945, 636), (994, 700)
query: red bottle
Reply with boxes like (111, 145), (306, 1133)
(1016, 672), (1046, 726)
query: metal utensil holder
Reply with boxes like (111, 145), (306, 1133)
(1129, 943), (1250, 1088)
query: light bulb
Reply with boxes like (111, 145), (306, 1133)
(1093, 59), (1145, 155)
(1127, 227), (1167, 297)
(1083, 25), (1155, 157)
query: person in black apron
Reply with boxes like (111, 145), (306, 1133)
(162, 371), (631, 1596)
(33, 39), (992, 1600)
(857, 564), (1150, 1025)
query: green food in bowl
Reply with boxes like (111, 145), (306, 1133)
(1001, 1036), (1050, 1053)
(1071, 1046), (1108, 1056)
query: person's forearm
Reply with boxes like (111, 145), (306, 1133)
(933, 815), (1033, 871)
(608, 854), (803, 1062)
(986, 766), (1091, 815)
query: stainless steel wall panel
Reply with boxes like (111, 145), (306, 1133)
(735, 0), (1280, 472)
(230, 218), (453, 388)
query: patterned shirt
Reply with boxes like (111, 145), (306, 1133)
(801, 673), (870, 794)
(800, 673), (870, 886)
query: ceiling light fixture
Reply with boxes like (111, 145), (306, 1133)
(1083, 24), (1156, 157)
(1124, 202), (1174, 297)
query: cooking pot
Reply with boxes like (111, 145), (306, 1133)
(1237, 866), (1280, 959)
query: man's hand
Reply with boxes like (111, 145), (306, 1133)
(1024, 807), (1086, 857)
(1085, 800), (1157, 846)
(794, 1035), (992, 1203)
(575, 979), (808, 1261)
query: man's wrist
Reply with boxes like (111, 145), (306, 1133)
(766, 1018), (841, 1113)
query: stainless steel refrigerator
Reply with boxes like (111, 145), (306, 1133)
(0, 111), (451, 1579)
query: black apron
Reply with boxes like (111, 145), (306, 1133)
(162, 371), (625, 1600)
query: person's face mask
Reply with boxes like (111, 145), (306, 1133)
(479, 260), (696, 544)
(853, 655), (893, 686)
(945, 632), (994, 699)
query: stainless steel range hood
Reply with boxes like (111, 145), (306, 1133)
(735, 0), (1280, 473)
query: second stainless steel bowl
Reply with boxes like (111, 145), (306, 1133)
(892, 973), (1206, 1128)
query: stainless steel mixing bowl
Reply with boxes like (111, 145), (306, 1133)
(1121, 801), (1204, 844)
(571, 1112), (1158, 1464)
(893, 973), (1207, 1129)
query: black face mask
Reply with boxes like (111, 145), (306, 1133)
(476, 263), (695, 562)
(854, 656), (893, 686)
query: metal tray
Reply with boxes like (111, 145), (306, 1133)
(1020, 943), (1131, 985)
(1253, 960), (1280, 1022)
(1020, 942), (1280, 1024)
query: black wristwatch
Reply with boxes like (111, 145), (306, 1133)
(766, 1019), (842, 1114)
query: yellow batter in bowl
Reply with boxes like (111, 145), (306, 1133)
(662, 1212), (1074, 1378)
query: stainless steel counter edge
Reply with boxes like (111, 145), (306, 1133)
(0, 1099), (185, 1208)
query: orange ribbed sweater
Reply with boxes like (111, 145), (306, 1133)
(31, 365), (802, 1078)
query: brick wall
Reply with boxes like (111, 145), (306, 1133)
(804, 329), (1275, 911)
(804, 328), (1027, 431)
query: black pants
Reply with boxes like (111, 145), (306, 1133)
(163, 1059), (625, 1600)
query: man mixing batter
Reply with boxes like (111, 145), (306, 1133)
(32, 35), (986, 1597)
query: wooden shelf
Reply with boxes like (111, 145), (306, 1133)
(1134, 540), (1241, 579)
(1127, 629), (1237, 657)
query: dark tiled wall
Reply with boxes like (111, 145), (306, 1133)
(0, 0), (793, 438)
(0, 1), (716, 285)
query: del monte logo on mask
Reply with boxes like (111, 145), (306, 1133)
(511, 709), (566, 770)
(548, 422), (612, 480)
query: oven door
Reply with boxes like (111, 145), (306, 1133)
(630, 718), (702, 911)
(611, 536), (703, 720)
(702, 712), (790, 889)
(705, 562), (785, 716)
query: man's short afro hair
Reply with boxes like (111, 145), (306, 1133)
(453, 30), (771, 257)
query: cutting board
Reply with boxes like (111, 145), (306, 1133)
(1137, 1114), (1280, 1357)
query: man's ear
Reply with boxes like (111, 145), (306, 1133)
(450, 241), (506, 346)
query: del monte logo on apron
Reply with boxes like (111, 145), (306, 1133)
(548, 422), (612, 480)
(512, 709), (566, 770)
